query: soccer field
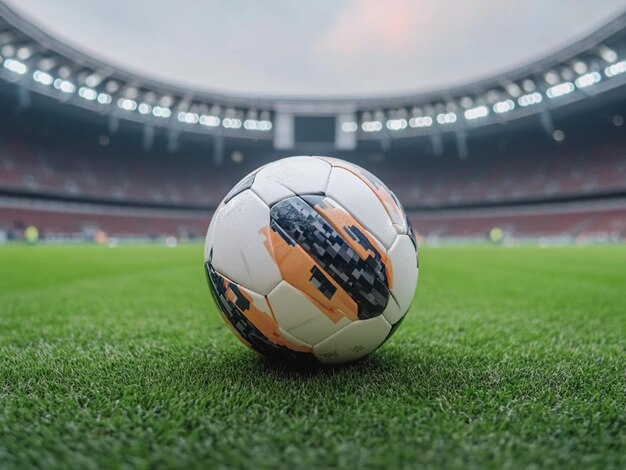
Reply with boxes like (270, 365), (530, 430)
(1, 244), (624, 469)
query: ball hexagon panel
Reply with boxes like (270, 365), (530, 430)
(206, 263), (314, 360)
(316, 156), (408, 234)
(251, 156), (332, 206)
(381, 233), (418, 325)
(325, 167), (397, 249)
(203, 203), (223, 263)
(313, 315), (391, 364)
(209, 189), (282, 294)
(387, 234), (419, 314)
(267, 281), (352, 346)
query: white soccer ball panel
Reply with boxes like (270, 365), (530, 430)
(313, 315), (391, 364)
(388, 234), (419, 313)
(239, 283), (275, 320)
(278, 327), (313, 349)
(209, 190), (281, 294)
(251, 156), (332, 206)
(316, 157), (408, 234)
(268, 281), (352, 346)
(325, 167), (397, 248)
(203, 204), (223, 263)
(381, 296), (403, 325)
(382, 234), (418, 324)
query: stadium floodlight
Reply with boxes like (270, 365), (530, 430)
(152, 106), (171, 118)
(573, 61), (588, 75)
(244, 119), (258, 130)
(97, 93), (112, 104)
(117, 98), (137, 111)
(493, 99), (515, 114)
(138, 103), (152, 115)
(544, 71), (560, 85)
(222, 117), (242, 129)
(3, 58), (27, 75)
(436, 112), (457, 125)
(178, 112), (199, 124)
(575, 72), (601, 89)
(78, 86), (97, 101)
(243, 119), (271, 131)
(464, 105), (489, 120)
(546, 82), (575, 99)
(518, 92), (543, 107)
(32, 70), (53, 85)
(605, 60), (626, 77)
(505, 83), (521, 97)
(598, 45), (618, 63)
(85, 74), (101, 87)
(341, 121), (358, 132)
(409, 116), (433, 128)
(386, 118), (407, 131)
(17, 47), (32, 60)
(53, 79), (76, 94)
(361, 120), (383, 132)
(199, 114), (220, 127)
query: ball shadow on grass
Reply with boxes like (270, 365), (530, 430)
(169, 342), (485, 406)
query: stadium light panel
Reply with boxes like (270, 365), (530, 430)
(54, 79), (76, 94)
(222, 117), (242, 129)
(505, 83), (521, 97)
(178, 112), (199, 124)
(199, 115), (220, 127)
(546, 82), (575, 99)
(85, 74), (101, 87)
(3, 58), (27, 75)
(138, 103), (152, 115)
(493, 99), (515, 114)
(361, 121), (383, 132)
(605, 60), (626, 77)
(436, 112), (457, 125)
(97, 93), (112, 104)
(78, 86), (97, 100)
(598, 45), (618, 63)
(244, 119), (258, 130)
(464, 105), (489, 120)
(408, 116), (433, 128)
(544, 71), (559, 85)
(341, 121), (358, 132)
(243, 119), (272, 131)
(152, 106), (171, 118)
(32, 70), (53, 86)
(573, 61), (588, 75)
(575, 72), (601, 89)
(1, 45), (15, 57)
(386, 118), (407, 131)
(117, 98), (137, 111)
(518, 92), (543, 107)
(16, 47), (32, 60)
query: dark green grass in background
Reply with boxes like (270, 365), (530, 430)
(0, 244), (624, 469)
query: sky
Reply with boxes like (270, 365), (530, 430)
(5, 0), (626, 97)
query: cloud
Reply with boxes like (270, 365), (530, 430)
(315, 0), (425, 59)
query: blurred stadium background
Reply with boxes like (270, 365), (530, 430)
(0, 2), (625, 246)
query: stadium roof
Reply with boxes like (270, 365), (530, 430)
(1, 1), (626, 144)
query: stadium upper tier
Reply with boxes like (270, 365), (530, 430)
(0, 2), (625, 146)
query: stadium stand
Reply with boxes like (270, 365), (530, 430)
(0, 4), (624, 243)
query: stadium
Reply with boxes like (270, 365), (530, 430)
(1, 1), (624, 468)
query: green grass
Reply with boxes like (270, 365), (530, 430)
(0, 244), (624, 469)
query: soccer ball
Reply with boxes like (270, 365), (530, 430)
(204, 156), (418, 364)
